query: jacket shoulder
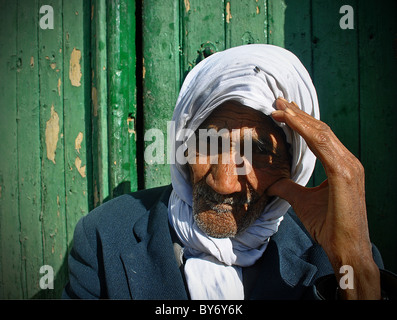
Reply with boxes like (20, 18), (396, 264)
(72, 185), (172, 259)
(63, 185), (173, 298)
(82, 185), (171, 232)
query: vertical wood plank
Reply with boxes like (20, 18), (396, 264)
(267, 0), (286, 47)
(311, 0), (359, 185)
(225, 0), (267, 48)
(62, 0), (91, 295)
(359, 0), (397, 273)
(38, 0), (68, 298)
(91, 0), (109, 206)
(107, 0), (138, 197)
(16, 0), (43, 298)
(282, 0), (314, 187)
(0, 0), (23, 299)
(282, 0), (312, 75)
(142, 0), (180, 188)
(180, 0), (225, 77)
(125, 0), (138, 194)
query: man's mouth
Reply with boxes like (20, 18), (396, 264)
(204, 195), (255, 214)
(209, 202), (233, 214)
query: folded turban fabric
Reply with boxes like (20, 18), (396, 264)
(168, 44), (320, 299)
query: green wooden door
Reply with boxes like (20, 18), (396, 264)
(0, 0), (396, 299)
(0, 0), (92, 298)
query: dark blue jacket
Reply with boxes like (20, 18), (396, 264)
(62, 185), (393, 299)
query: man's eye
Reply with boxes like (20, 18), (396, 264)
(252, 138), (275, 156)
(253, 144), (267, 155)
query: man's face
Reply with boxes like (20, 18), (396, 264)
(188, 102), (291, 238)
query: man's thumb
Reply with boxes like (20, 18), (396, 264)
(266, 178), (306, 206)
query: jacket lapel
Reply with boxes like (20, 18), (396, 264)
(244, 210), (319, 299)
(120, 186), (188, 299)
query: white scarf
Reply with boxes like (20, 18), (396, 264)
(168, 44), (320, 299)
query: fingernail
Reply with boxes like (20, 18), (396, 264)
(278, 96), (288, 102)
(271, 110), (284, 118)
(285, 107), (296, 116)
(276, 97), (288, 111)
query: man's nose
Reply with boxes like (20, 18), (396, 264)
(205, 161), (243, 195)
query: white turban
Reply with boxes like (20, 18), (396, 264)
(168, 44), (320, 299)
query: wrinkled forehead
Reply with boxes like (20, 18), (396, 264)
(197, 101), (285, 140)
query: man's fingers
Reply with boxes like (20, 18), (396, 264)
(275, 97), (305, 116)
(272, 97), (353, 172)
(274, 97), (324, 137)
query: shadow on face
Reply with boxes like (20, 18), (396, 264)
(188, 101), (291, 238)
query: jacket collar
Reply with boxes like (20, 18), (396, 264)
(244, 210), (319, 299)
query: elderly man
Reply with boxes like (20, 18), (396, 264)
(62, 44), (395, 300)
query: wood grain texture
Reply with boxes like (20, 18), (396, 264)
(358, 0), (397, 273)
(107, 0), (138, 197)
(0, 0), (23, 299)
(180, 0), (224, 76)
(142, 0), (180, 188)
(61, 0), (91, 299)
(311, 0), (359, 185)
(17, 0), (43, 299)
(38, 0), (68, 299)
(91, 0), (110, 207)
(225, 0), (268, 48)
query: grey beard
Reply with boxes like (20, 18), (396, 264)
(191, 179), (268, 238)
